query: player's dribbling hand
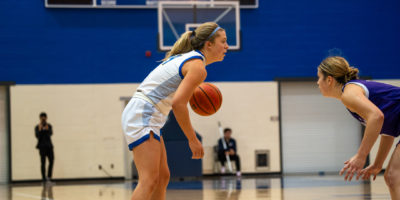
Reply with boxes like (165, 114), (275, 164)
(359, 164), (381, 181)
(339, 154), (366, 181)
(188, 138), (204, 159)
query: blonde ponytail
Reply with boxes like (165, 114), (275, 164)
(163, 31), (194, 61)
(163, 22), (224, 61)
(318, 56), (359, 84)
(345, 67), (359, 83)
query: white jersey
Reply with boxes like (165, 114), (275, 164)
(121, 50), (205, 150)
(136, 50), (205, 115)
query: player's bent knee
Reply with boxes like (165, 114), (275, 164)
(159, 169), (170, 186)
(141, 175), (161, 191)
(384, 169), (399, 189)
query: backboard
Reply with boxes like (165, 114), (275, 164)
(45, 0), (258, 9)
(158, 1), (241, 51)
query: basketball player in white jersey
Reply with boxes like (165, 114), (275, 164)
(121, 22), (228, 200)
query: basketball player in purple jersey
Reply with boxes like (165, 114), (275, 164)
(317, 56), (400, 199)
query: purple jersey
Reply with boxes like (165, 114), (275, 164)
(343, 79), (400, 138)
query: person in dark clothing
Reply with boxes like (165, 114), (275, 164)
(35, 112), (54, 183)
(218, 128), (241, 176)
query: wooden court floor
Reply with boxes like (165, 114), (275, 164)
(1, 175), (390, 200)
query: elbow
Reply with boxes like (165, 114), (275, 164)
(172, 101), (186, 112)
(171, 102), (179, 111)
(171, 102), (178, 110)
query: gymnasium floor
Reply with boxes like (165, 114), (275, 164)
(2, 174), (389, 200)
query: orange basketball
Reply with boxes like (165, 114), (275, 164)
(189, 82), (223, 116)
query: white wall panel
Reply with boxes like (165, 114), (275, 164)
(281, 81), (361, 173)
(10, 82), (281, 180)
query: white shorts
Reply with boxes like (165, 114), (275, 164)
(121, 97), (168, 150)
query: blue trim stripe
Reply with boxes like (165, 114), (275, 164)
(153, 134), (161, 141)
(195, 50), (205, 58)
(128, 132), (161, 150)
(128, 134), (150, 150)
(178, 56), (204, 79)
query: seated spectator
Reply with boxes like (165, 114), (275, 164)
(218, 128), (241, 176)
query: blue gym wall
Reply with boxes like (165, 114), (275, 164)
(1, 0), (399, 84)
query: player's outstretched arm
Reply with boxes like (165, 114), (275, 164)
(340, 84), (384, 181)
(172, 59), (207, 159)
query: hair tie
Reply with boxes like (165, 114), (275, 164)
(344, 73), (350, 83)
